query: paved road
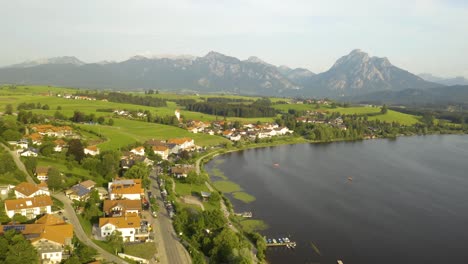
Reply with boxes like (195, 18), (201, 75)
(150, 168), (192, 264)
(1, 143), (127, 263)
(53, 193), (128, 264)
(0, 143), (34, 184)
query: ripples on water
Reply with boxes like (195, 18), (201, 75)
(206, 135), (468, 264)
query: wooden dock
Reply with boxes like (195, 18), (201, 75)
(234, 211), (252, 218)
(265, 237), (296, 248)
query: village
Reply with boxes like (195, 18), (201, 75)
(1, 119), (212, 263)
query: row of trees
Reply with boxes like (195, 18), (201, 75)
(75, 91), (167, 107)
(173, 207), (253, 263)
(186, 102), (276, 118)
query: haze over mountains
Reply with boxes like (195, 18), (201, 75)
(0, 50), (461, 99)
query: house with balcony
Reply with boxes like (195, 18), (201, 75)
(14, 182), (50, 198)
(103, 199), (142, 217)
(4, 195), (53, 219)
(0, 214), (73, 264)
(108, 178), (144, 200)
(99, 215), (149, 242)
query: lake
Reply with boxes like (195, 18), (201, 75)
(206, 135), (468, 264)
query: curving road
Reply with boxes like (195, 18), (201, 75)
(1, 143), (128, 264)
(53, 193), (129, 264)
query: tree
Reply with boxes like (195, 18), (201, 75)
(107, 118), (114, 126)
(97, 116), (105, 124)
(106, 231), (124, 254)
(47, 167), (63, 191)
(0, 229), (39, 264)
(22, 157), (37, 175)
(39, 142), (55, 156)
(5, 104), (13, 115)
(1, 129), (22, 141)
(67, 139), (85, 162)
(380, 104), (388, 114)
(41, 104), (50, 110)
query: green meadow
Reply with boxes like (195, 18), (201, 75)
(328, 107), (421, 125)
(77, 118), (230, 151)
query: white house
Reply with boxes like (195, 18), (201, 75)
(108, 178), (144, 200)
(229, 134), (242, 141)
(168, 138), (195, 151)
(35, 166), (50, 181)
(4, 195), (53, 219)
(99, 215), (147, 242)
(14, 182), (50, 198)
(130, 146), (145, 156)
(84, 146), (100, 156)
(152, 145), (169, 160)
(20, 148), (38, 157)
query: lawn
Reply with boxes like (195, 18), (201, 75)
(124, 243), (157, 260)
(77, 118), (230, 151)
(36, 156), (106, 187)
(174, 181), (210, 196)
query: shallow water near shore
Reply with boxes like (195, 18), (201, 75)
(206, 135), (468, 264)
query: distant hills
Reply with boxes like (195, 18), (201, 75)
(0, 50), (453, 99)
(418, 73), (468, 86)
(347, 85), (468, 106)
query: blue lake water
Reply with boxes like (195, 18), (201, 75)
(206, 135), (468, 264)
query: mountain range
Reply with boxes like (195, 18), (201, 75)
(418, 73), (468, 86)
(0, 50), (451, 97)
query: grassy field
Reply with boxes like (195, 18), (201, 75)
(0, 85), (277, 123)
(35, 156), (107, 187)
(124, 243), (157, 260)
(174, 181), (210, 196)
(328, 107), (421, 125)
(77, 118), (230, 151)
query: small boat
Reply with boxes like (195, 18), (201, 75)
(348, 177), (353, 182)
(284, 237), (290, 243)
(278, 238), (283, 243)
(273, 163), (280, 167)
(272, 239), (277, 244)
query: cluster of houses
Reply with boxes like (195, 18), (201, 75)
(113, 109), (147, 118)
(58, 94), (97, 101)
(1, 182), (73, 263)
(121, 138), (197, 167)
(184, 120), (293, 142)
(99, 178), (150, 242)
(8, 124), (81, 157)
(296, 111), (348, 130)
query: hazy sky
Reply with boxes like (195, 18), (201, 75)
(1, 0), (467, 77)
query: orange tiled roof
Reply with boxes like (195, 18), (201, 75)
(35, 166), (50, 176)
(86, 145), (98, 151)
(0, 214), (73, 245)
(4, 195), (53, 211)
(99, 215), (141, 229)
(168, 137), (193, 145)
(29, 133), (43, 141)
(103, 199), (142, 213)
(132, 146), (145, 152)
(110, 179), (143, 195)
(54, 139), (66, 146)
(14, 182), (40, 196)
(79, 180), (96, 189)
(152, 145), (168, 151)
